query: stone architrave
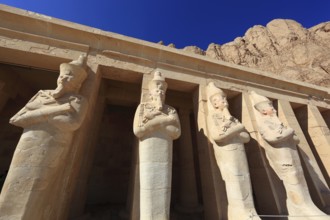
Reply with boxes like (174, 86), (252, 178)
(133, 71), (181, 220)
(205, 82), (260, 220)
(250, 91), (330, 219)
(0, 55), (89, 220)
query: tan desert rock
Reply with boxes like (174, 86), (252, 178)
(182, 46), (205, 55)
(202, 19), (330, 87)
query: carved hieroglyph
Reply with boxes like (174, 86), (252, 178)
(133, 71), (181, 220)
(0, 55), (89, 220)
(250, 91), (330, 219)
(205, 82), (260, 220)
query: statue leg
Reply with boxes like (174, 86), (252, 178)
(284, 167), (330, 219)
(139, 134), (172, 220)
(0, 129), (69, 220)
(265, 145), (330, 219)
(214, 143), (260, 220)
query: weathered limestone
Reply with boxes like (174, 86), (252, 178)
(133, 71), (181, 220)
(205, 82), (260, 220)
(250, 91), (330, 219)
(0, 55), (89, 220)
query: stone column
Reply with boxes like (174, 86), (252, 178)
(322, 110), (330, 127)
(205, 82), (260, 220)
(133, 71), (181, 220)
(192, 84), (224, 220)
(306, 105), (330, 182)
(176, 108), (202, 214)
(277, 99), (330, 210)
(242, 92), (288, 215)
(68, 73), (105, 219)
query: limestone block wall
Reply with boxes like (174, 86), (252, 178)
(0, 4), (330, 220)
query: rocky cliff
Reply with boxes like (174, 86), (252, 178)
(183, 19), (330, 87)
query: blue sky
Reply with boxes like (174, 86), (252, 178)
(1, 0), (329, 50)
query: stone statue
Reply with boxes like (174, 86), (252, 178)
(133, 71), (181, 220)
(0, 55), (89, 220)
(205, 82), (260, 220)
(250, 91), (330, 219)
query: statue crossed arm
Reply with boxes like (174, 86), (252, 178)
(208, 113), (247, 144)
(133, 101), (180, 140)
(0, 55), (89, 219)
(133, 71), (181, 220)
(10, 91), (88, 131)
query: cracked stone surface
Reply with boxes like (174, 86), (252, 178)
(182, 19), (330, 88)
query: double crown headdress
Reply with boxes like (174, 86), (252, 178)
(148, 71), (168, 92)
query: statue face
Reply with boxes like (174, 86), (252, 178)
(149, 81), (166, 104)
(210, 94), (228, 110)
(53, 70), (77, 98)
(259, 102), (277, 116)
(57, 70), (75, 89)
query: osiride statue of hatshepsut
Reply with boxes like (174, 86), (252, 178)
(1, 4), (330, 220)
(249, 91), (330, 220)
(205, 82), (260, 220)
(133, 71), (181, 220)
(0, 55), (89, 219)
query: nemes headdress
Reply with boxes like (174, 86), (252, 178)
(249, 91), (272, 111)
(206, 82), (226, 100)
(148, 71), (168, 91)
(59, 54), (88, 86)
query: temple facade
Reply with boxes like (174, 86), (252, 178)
(1, 4), (330, 220)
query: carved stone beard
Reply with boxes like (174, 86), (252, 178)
(52, 84), (66, 99)
(52, 82), (79, 99)
(221, 107), (231, 117)
(151, 94), (164, 111)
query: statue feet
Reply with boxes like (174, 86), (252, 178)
(228, 206), (261, 220)
(287, 199), (330, 220)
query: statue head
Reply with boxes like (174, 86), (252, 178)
(53, 55), (88, 98)
(207, 82), (228, 110)
(148, 71), (168, 106)
(250, 91), (276, 116)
